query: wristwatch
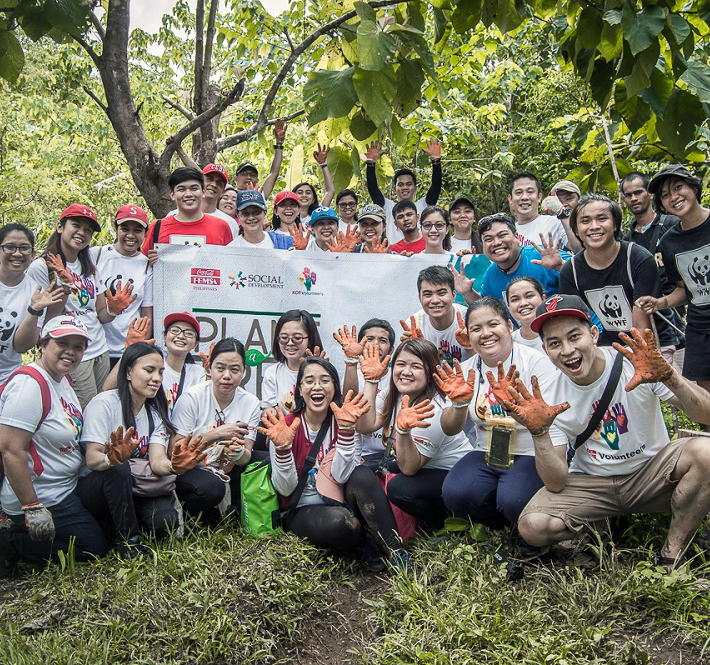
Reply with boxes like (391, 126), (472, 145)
(27, 305), (44, 317)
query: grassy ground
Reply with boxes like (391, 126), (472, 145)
(1, 514), (709, 665)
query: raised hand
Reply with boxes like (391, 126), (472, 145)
(530, 232), (564, 271)
(200, 342), (216, 374)
(331, 390), (371, 430)
(495, 376), (569, 436)
(106, 280), (137, 315)
(313, 143), (330, 165)
(30, 280), (66, 312)
(170, 434), (209, 474)
(289, 225), (311, 250)
(399, 315), (423, 342)
(423, 138), (442, 160)
(305, 346), (329, 360)
(396, 395), (434, 432)
(485, 362), (521, 406)
(365, 236), (389, 253)
(359, 342), (391, 382)
(328, 225), (360, 253)
(449, 261), (476, 297)
(105, 426), (140, 465)
(274, 119), (287, 143)
(125, 316), (154, 347)
(45, 253), (73, 285)
(612, 327), (673, 391)
(258, 409), (301, 450)
(454, 310), (471, 349)
(365, 140), (384, 163)
(434, 359), (475, 404)
(333, 325), (364, 360)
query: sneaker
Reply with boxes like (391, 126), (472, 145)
(360, 539), (386, 573)
(389, 548), (414, 577)
(115, 537), (152, 560)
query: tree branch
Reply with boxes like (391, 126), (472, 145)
(82, 85), (108, 115)
(202, 0), (219, 103)
(216, 0), (409, 152)
(73, 34), (101, 67)
(160, 79), (246, 172)
(215, 110), (306, 151)
(283, 27), (295, 52)
(89, 10), (106, 40)
(162, 94), (196, 120)
(194, 0), (205, 114)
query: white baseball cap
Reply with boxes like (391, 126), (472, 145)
(41, 316), (91, 341)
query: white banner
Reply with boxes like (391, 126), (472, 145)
(153, 245), (490, 398)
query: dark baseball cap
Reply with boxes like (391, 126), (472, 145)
(236, 162), (259, 175)
(449, 197), (475, 212)
(530, 294), (593, 334)
(236, 189), (267, 211)
(648, 164), (694, 194)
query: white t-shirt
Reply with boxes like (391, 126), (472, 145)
(376, 391), (472, 470)
(356, 367), (390, 457)
(411, 303), (470, 363)
(27, 257), (108, 360)
(261, 362), (298, 412)
(551, 346), (674, 476)
(0, 276), (43, 384)
(305, 237), (329, 253)
(460, 343), (566, 456)
(81, 389), (166, 459)
(229, 234), (275, 249)
(90, 245), (153, 358)
(172, 381), (261, 443)
(162, 362), (206, 416)
(0, 363), (84, 514)
(449, 236), (473, 254)
(516, 214), (568, 250)
(512, 329), (544, 352)
(383, 196), (428, 244)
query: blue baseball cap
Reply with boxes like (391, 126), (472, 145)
(236, 190), (267, 211)
(309, 206), (339, 225)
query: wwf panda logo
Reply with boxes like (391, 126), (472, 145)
(0, 307), (18, 342)
(599, 293), (623, 320)
(107, 275), (135, 295)
(688, 254), (710, 287)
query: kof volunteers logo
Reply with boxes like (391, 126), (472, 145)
(293, 266), (323, 296)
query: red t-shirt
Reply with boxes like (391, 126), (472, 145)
(390, 236), (426, 255)
(141, 214), (233, 254)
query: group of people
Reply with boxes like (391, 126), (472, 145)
(1, 136), (710, 580)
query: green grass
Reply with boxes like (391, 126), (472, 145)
(2, 516), (710, 665)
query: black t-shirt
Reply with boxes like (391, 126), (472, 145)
(559, 241), (662, 346)
(659, 213), (710, 334)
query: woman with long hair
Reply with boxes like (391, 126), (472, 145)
(505, 277), (546, 352)
(449, 197), (483, 254)
(271, 191), (302, 236)
(293, 144), (336, 227)
(260, 357), (409, 570)
(420, 206), (452, 255)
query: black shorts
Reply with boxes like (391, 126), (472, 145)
(682, 329), (710, 382)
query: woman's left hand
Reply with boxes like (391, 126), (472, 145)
(330, 390), (371, 429)
(106, 280), (137, 315)
(105, 426), (140, 465)
(434, 359), (475, 404)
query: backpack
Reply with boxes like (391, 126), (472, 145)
(0, 366), (52, 476)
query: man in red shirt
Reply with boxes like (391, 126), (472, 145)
(389, 200), (425, 254)
(142, 167), (233, 259)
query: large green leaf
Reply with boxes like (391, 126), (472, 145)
(353, 64), (396, 126)
(589, 57), (616, 109)
(577, 8), (603, 49)
(0, 27), (24, 83)
(666, 14), (691, 46)
(356, 20), (397, 71)
(656, 88), (706, 158)
(598, 22), (622, 61)
(620, 5), (666, 56)
(349, 112), (377, 140)
(481, 0), (525, 32)
(451, 0), (482, 33)
(392, 59), (424, 116)
(353, 1), (377, 22)
(326, 145), (354, 193)
(624, 42), (660, 97)
(614, 80), (652, 132)
(638, 67), (673, 117)
(42, 0), (92, 34)
(303, 67), (358, 125)
(680, 58), (710, 104)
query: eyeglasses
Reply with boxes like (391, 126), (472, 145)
(421, 223), (447, 231)
(1, 243), (33, 255)
(338, 202), (357, 209)
(167, 325), (197, 340)
(278, 333), (307, 344)
(301, 376), (333, 387)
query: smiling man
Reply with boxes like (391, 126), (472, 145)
(389, 201), (424, 254)
(507, 295), (710, 573)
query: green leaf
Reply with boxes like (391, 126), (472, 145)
(353, 64), (396, 126)
(589, 57), (616, 109)
(577, 8), (603, 49)
(17, 9), (53, 41)
(624, 42), (660, 97)
(353, 1), (376, 22)
(656, 88), (706, 158)
(614, 80), (652, 133)
(599, 22), (623, 60)
(0, 27), (25, 83)
(303, 67), (358, 125)
(481, 0), (525, 32)
(666, 14), (691, 45)
(356, 20), (396, 71)
(326, 145), (354, 193)
(392, 59), (424, 116)
(621, 5), (666, 56)
(349, 112), (377, 140)
(432, 7), (448, 43)
(42, 0), (92, 35)
(680, 59), (710, 104)
(638, 67), (673, 117)
(603, 10), (622, 26)
(452, 0), (482, 33)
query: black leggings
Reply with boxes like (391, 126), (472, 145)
(386, 467), (450, 532)
(284, 465), (400, 551)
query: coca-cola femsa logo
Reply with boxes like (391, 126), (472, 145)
(190, 268), (221, 285)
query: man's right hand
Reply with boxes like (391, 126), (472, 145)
(365, 140), (384, 164)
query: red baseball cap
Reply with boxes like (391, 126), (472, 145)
(114, 205), (149, 229)
(163, 311), (201, 336)
(60, 204), (100, 233)
(274, 190), (300, 207)
(202, 164), (229, 185)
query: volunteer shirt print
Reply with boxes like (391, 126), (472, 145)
(0, 276), (42, 384)
(356, 367), (391, 457)
(516, 215), (568, 249)
(81, 390), (166, 459)
(90, 245), (153, 358)
(0, 363), (84, 514)
(550, 347), (674, 476)
(659, 213), (710, 333)
(27, 257), (108, 360)
(410, 303), (470, 363)
(558, 242), (661, 346)
(260, 362), (298, 412)
(162, 363), (206, 416)
(460, 343), (567, 456)
(376, 391), (472, 470)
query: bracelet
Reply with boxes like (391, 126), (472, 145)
(394, 426), (409, 436)
(104, 453), (113, 468)
(530, 427), (550, 438)
(344, 358), (359, 366)
(27, 305), (44, 317)
(364, 378), (380, 384)
(168, 464), (177, 475)
(21, 501), (42, 510)
(319, 163), (328, 169)
(274, 143), (284, 149)
(451, 401), (471, 409)
(430, 158), (441, 164)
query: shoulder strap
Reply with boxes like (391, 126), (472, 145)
(176, 365), (187, 400)
(570, 253), (579, 290)
(0, 367), (51, 428)
(573, 352), (624, 452)
(285, 419), (330, 513)
(626, 241), (635, 289)
(152, 219), (162, 245)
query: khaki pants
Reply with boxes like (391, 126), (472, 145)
(69, 351), (110, 408)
